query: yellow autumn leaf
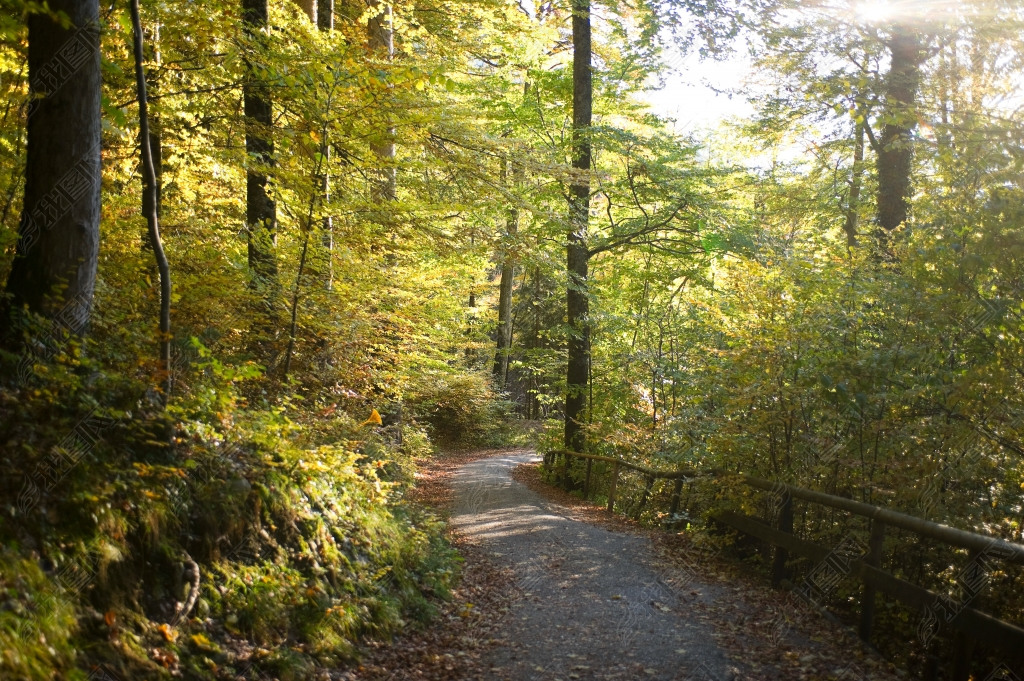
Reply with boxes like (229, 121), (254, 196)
(360, 409), (383, 427)
(190, 633), (212, 647)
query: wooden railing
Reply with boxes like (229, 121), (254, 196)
(544, 449), (1024, 681)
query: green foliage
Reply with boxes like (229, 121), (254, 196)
(0, 548), (79, 680)
(0, 329), (459, 679)
(3, 0), (1023, 676)
(406, 368), (516, 447)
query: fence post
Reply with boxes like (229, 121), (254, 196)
(584, 457), (593, 499)
(607, 461), (620, 513)
(561, 451), (571, 488)
(771, 490), (793, 587)
(858, 519), (886, 643)
(951, 548), (981, 681)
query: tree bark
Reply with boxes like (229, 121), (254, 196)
(318, 0), (334, 289)
(141, 22), (162, 234)
(130, 0), (173, 404)
(876, 26), (924, 233)
(1, 0), (102, 344)
(367, 1), (396, 203)
(844, 119), (865, 249)
(493, 157), (520, 387)
(295, 0), (315, 21)
(317, 0), (333, 29)
(243, 0), (279, 296)
(565, 0), (592, 454)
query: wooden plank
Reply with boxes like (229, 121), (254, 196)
(548, 450), (696, 479)
(742, 475), (1024, 564)
(715, 511), (1024, 652)
(715, 510), (831, 563)
(545, 450), (1024, 563)
(541, 449), (1024, 660)
(861, 566), (1024, 651)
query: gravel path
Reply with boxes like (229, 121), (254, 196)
(451, 451), (736, 681)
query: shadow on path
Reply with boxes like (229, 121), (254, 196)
(451, 452), (734, 681)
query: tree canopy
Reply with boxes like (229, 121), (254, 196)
(0, 0), (1023, 678)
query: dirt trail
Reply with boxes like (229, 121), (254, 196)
(451, 451), (736, 681)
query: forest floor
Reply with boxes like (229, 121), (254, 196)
(341, 449), (905, 681)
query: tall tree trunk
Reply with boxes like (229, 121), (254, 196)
(130, 0), (172, 404)
(365, 1), (402, 431)
(876, 26), (924, 234)
(243, 0), (278, 298)
(318, 0), (334, 289)
(1, 0), (102, 345)
(529, 267), (542, 420)
(494, 82), (530, 388)
(565, 0), (592, 454)
(844, 119), (865, 249)
(142, 21), (162, 247)
(493, 157), (521, 387)
(367, 1), (396, 203)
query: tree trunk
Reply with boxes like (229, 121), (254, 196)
(530, 267), (542, 420)
(130, 0), (173, 404)
(493, 259), (516, 386)
(565, 0), (592, 454)
(318, 0), (334, 289)
(317, 0), (332, 29)
(876, 26), (924, 233)
(493, 157), (521, 387)
(367, 1), (396, 203)
(844, 119), (865, 249)
(243, 0), (278, 296)
(1, 0), (102, 344)
(295, 0), (315, 21)
(142, 21), (162, 246)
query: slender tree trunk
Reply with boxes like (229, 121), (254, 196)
(365, 0), (402, 428)
(282, 230), (311, 379)
(1, 0), (102, 345)
(876, 25), (924, 234)
(530, 267), (542, 420)
(318, 0), (334, 290)
(494, 82), (531, 387)
(317, 0), (332, 27)
(243, 0), (278, 297)
(493, 157), (521, 387)
(565, 0), (592, 454)
(844, 119), (865, 249)
(367, 1), (396, 203)
(493, 259), (516, 385)
(295, 0), (315, 20)
(142, 21), (162, 237)
(130, 0), (172, 404)
(936, 35), (953, 153)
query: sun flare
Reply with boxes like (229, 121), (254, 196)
(854, 1), (897, 23)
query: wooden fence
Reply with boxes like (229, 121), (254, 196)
(544, 449), (1024, 681)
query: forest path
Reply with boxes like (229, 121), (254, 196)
(450, 451), (735, 681)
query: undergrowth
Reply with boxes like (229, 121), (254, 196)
(0, 332), (509, 681)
